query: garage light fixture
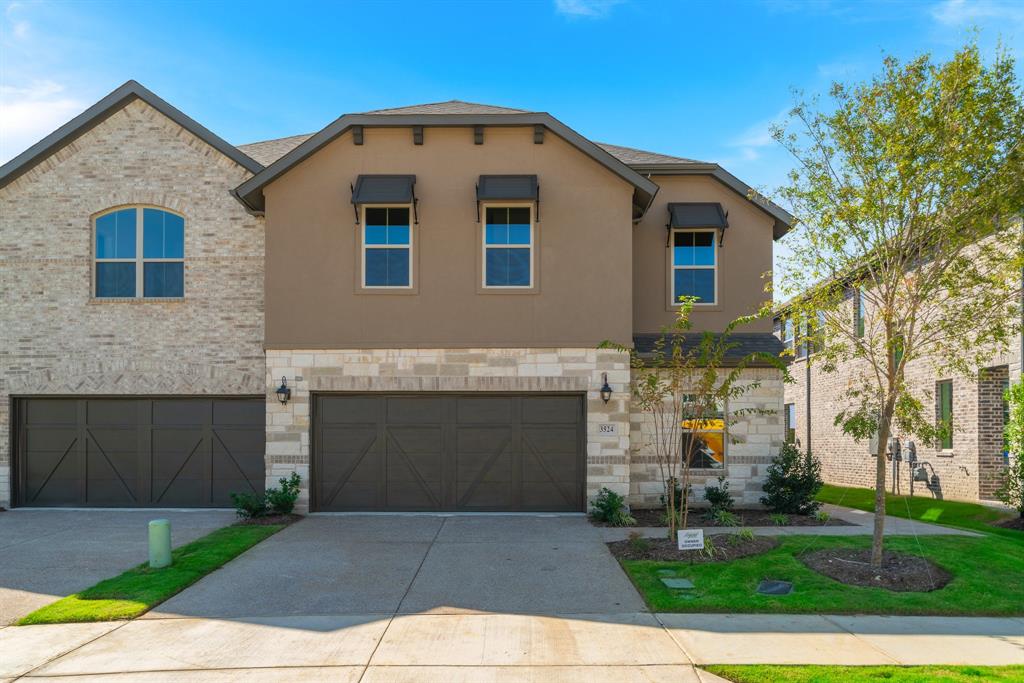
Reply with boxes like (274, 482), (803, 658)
(276, 377), (291, 405)
(599, 373), (613, 404)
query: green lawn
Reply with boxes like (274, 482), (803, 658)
(622, 534), (1024, 615)
(19, 524), (283, 625)
(817, 484), (1020, 543)
(706, 665), (1024, 683)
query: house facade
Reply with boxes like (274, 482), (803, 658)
(0, 81), (789, 513)
(777, 289), (1022, 504)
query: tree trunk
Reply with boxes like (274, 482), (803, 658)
(871, 400), (895, 567)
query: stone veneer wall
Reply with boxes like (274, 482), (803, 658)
(266, 348), (632, 512)
(0, 99), (266, 508)
(628, 368), (785, 508)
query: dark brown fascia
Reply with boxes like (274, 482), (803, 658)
(0, 80), (264, 190)
(633, 163), (794, 240)
(232, 112), (661, 217)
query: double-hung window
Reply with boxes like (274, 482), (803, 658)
(854, 288), (866, 337)
(937, 380), (954, 450)
(671, 230), (716, 304)
(483, 206), (532, 288)
(363, 207), (411, 288)
(784, 403), (797, 443)
(94, 206), (184, 298)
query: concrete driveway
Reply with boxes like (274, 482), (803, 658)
(148, 514), (647, 618)
(0, 509), (234, 625)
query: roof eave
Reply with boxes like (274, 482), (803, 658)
(629, 163), (794, 240)
(233, 112), (659, 214)
(0, 80), (264, 190)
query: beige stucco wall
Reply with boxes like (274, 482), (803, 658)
(633, 175), (775, 334)
(0, 99), (267, 508)
(265, 348), (632, 513)
(628, 368), (785, 508)
(262, 126), (636, 350)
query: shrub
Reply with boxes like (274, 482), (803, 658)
(736, 527), (755, 542)
(230, 491), (266, 519)
(700, 536), (718, 559)
(770, 513), (790, 526)
(590, 487), (636, 526)
(998, 381), (1024, 518)
(627, 530), (651, 552)
(814, 509), (832, 524)
(760, 442), (823, 515)
(703, 476), (734, 514)
(265, 472), (301, 515)
(711, 509), (741, 527)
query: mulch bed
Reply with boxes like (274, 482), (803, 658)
(607, 533), (778, 562)
(234, 513), (304, 526)
(597, 508), (853, 528)
(799, 548), (952, 592)
(992, 517), (1024, 531)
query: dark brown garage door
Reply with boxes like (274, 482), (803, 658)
(13, 398), (265, 508)
(313, 394), (584, 512)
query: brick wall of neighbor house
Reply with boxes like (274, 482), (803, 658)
(628, 368), (785, 508)
(783, 347), (1019, 503)
(265, 348), (632, 512)
(0, 99), (266, 508)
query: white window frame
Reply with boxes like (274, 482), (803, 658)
(93, 205), (185, 299)
(361, 204), (414, 290)
(481, 202), (535, 289)
(670, 228), (717, 306)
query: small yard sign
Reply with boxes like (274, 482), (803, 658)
(677, 528), (704, 551)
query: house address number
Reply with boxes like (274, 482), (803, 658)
(599, 423), (618, 435)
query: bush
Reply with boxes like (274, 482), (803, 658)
(998, 381), (1024, 518)
(265, 472), (301, 515)
(770, 513), (790, 526)
(760, 442), (823, 515)
(590, 487), (636, 526)
(711, 509), (740, 527)
(703, 476), (734, 514)
(627, 530), (651, 552)
(814, 509), (832, 524)
(230, 491), (266, 519)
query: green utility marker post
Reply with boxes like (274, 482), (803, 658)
(149, 519), (172, 569)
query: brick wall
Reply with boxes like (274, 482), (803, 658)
(0, 99), (266, 508)
(978, 365), (1010, 500)
(628, 367), (785, 508)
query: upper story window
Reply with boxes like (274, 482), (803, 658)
(782, 318), (795, 351)
(483, 205), (533, 288)
(671, 229), (716, 305)
(362, 206), (411, 288)
(854, 287), (866, 337)
(94, 207), (184, 299)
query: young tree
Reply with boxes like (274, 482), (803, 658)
(998, 381), (1024, 519)
(774, 44), (1024, 566)
(602, 298), (788, 540)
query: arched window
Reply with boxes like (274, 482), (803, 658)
(94, 207), (184, 298)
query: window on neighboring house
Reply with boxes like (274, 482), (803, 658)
(891, 335), (905, 373)
(363, 206), (411, 288)
(672, 229), (716, 305)
(783, 318), (795, 352)
(937, 380), (953, 450)
(796, 319), (810, 359)
(483, 205), (533, 288)
(784, 403), (797, 443)
(94, 206), (184, 298)
(854, 288), (865, 337)
(681, 398), (726, 469)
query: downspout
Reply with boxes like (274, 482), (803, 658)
(806, 358), (812, 453)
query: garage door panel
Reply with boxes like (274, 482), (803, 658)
(522, 396), (580, 424)
(387, 397), (444, 424)
(456, 397), (515, 424)
(14, 398), (263, 508)
(319, 396), (379, 424)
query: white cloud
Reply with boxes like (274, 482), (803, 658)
(931, 0), (1024, 27)
(554, 0), (624, 18)
(0, 81), (88, 163)
(726, 108), (789, 162)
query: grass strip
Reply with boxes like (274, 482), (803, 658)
(19, 524), (282, 625)
(705, 665), (1024, 683)
(816, 484), (1020, 544)
(623, 534), (1024, 615)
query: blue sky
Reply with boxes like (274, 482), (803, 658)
(1, 0), (1021, 275)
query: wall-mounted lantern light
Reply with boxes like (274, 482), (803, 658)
(599, 372), (613, 404)
(275, 377), (291, 405)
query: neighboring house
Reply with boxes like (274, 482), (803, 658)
(0, 81), (789, 512)
(776, 288), (1022, 503)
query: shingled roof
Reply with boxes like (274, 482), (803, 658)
(595, 142), (706, 166)
(633, 332), (785, 366)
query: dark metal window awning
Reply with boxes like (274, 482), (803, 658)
(476, 175), (539, 221)
(666, 202), (729, 245)
(350, 174), (417, 223)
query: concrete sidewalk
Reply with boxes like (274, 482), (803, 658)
(3, 613), (1022, 681)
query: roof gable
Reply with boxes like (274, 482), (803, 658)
(0, 80), (263, 190)
(363, 100), (529, 115)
